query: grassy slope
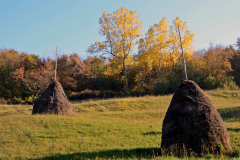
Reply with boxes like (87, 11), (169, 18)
(0, 91), (239, 159)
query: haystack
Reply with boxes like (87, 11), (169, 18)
(161, 80), (232, 156)
(32, 81), (73, 115)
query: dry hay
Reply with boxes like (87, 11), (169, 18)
(161, 80), (232, 156)
(32, 81), (73, 115)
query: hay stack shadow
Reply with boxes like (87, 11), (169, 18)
(161, 80), (232, 156)
(32, 81), (73, 115)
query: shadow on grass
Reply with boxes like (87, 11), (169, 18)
(30, 147), (161, 160)
(142, 131), (162, 135)
(217, 106), (240, 121)
(227, 128), (240, 132)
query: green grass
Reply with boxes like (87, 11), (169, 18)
(0, 90), (240, 159)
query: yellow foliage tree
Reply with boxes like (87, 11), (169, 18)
(204, 44), (233, 78)
(134, 18), (169, 93)
(134, 17), (195, 93)
(147, 18), (169, 82)
(134, 38), (154, 94)
(87, 7), (143, 95)
(168, 17), (195, 77)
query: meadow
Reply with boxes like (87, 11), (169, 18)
(0, 90), (240, 159)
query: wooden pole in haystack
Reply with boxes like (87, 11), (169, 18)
(178, 25), (188, 80)
(54, 47), (57, 82)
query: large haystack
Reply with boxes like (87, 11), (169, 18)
(32, 81), (73, 115)
(161, 80), (232, 156)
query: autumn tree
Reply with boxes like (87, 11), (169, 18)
(134, 18), (169, 93)
(188, 44), (236, 89)
(236, 37), (240, 50)
(229, 49), (240, 86)
(12, 61), (55, 97)
(88, 56), (106, 90)
(147, 18), (169, 82)
(134, 17), (195, 94)
(69, 53), (88, 91)
(228, 37), (240, 86)
(56, 54), (87, 91)
(134, 37), (154, 94)
(168, 17), (195, 78)
(77, 56), (100, 91)
(88, 7), (143, 96)
(19, 52), (40, 71)
(90, 57), (105, 78)
(0, 48), (22, 99)
(204, 44), (233, 77)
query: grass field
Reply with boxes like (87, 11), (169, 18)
(0, 90), (240, 159)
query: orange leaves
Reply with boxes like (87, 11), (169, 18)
(12, 67), (25, 79)
(82, 56), (96, 75)
(203, 44), (233, 77)
(11, 61), (54, 96)
(0, 49), (20, 70)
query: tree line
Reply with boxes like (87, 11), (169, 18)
(1, 7), (240, 103)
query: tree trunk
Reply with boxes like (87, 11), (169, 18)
(178, 25), (188, 80)
(156, 56), (161, 83)
(171, 57), (175, 77)
(140, 77), (144, 96)
(35, 89), (41, 98)
(123, 60), (128, 96)
(76, 75), (79, 92)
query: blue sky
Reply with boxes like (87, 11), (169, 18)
(1, 0), (239, 58)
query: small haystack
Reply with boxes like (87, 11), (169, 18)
(32, 81), (73, 115)
(161, 80), (232, 156)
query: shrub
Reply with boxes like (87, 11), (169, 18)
(222, 76), (239, 90)
(0, 98), (7, 104)
(153, 82), (168, 95)
(203, 75), (238, 90)
(8, 96), (23, 104)
(203, 75), (216, 89)
(64, 89), (72, 98)
(6, 95), (37, 105)
(69, 89), (127, 101)
(24, 95), (37, 104)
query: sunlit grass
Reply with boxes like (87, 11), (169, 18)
(0, 90), (239, 159)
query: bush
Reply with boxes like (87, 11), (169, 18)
(153, 82), (168, 95)
(24, 95), (37, 104)
(0, 98), (7, 104)
(203, 75), (216, 89)
(202, 75), (238, 90)
(64, 89), (72, 98)
(221, 76), (239, 90)
(8, 96), (23, 104)
(69, 89), (127, 101)
(6, 95), (37, 105)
